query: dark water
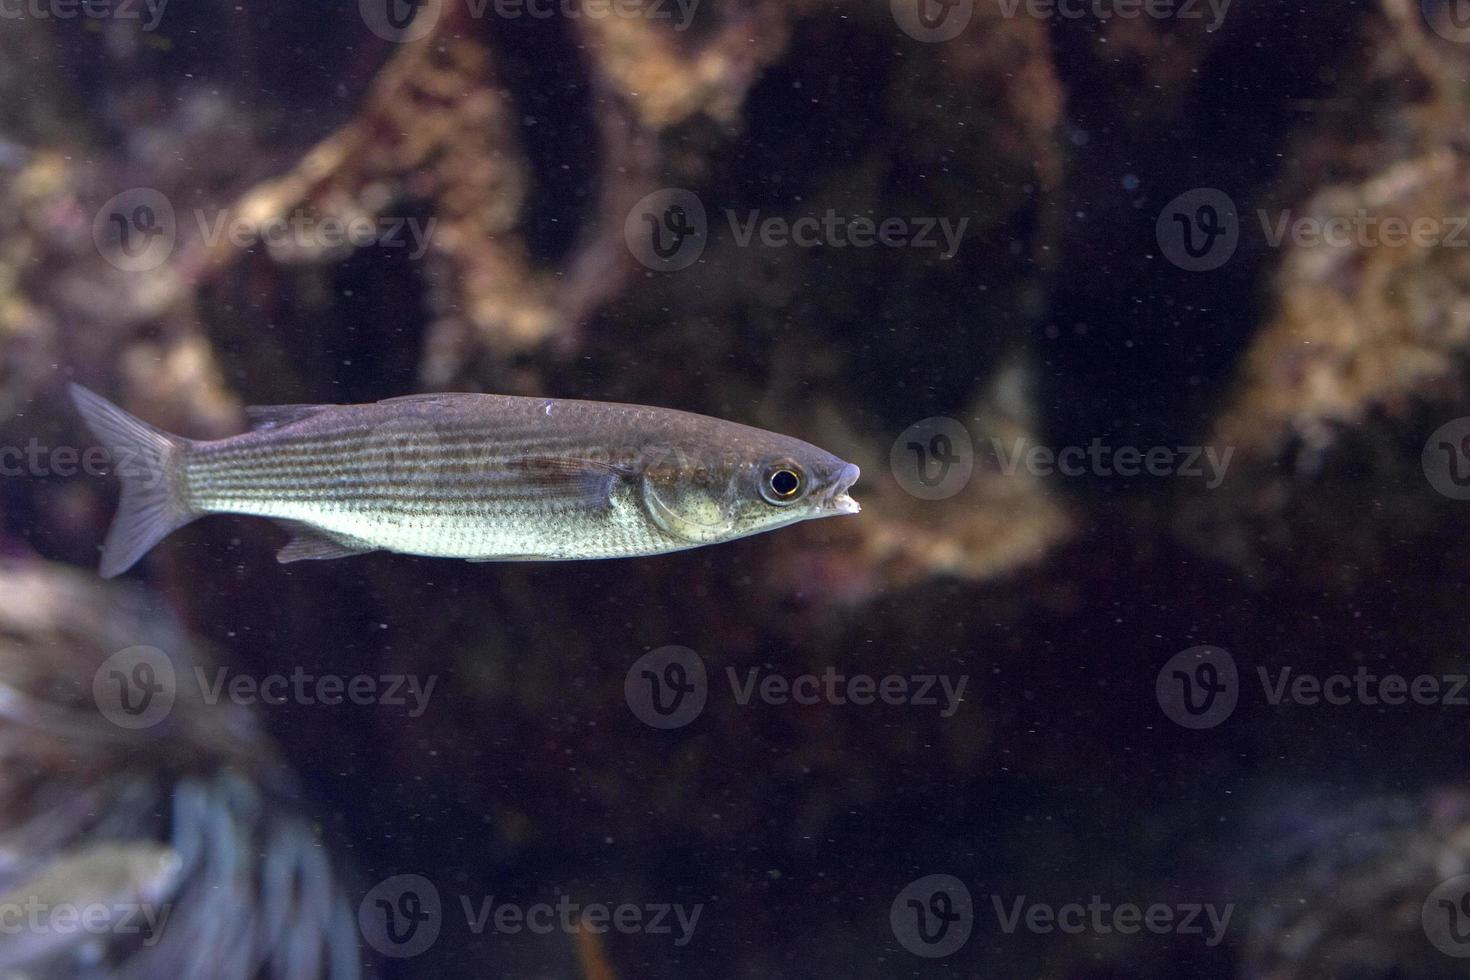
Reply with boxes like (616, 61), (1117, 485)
(5, 0), (1470, 977)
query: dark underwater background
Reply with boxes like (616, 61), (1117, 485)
(4, 0), (1470, 976)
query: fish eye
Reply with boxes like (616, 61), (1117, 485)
(761, 462), (804, 504)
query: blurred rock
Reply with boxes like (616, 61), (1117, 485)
(0, 560), (360, 979)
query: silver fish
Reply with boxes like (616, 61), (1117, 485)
(69, 385), (861, 578)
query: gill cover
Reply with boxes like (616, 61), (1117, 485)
(641, 472), (731, 544)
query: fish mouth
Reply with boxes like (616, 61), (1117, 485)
(821, 463), (861, 515)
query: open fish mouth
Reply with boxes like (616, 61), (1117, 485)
(821, 463), (861, 515)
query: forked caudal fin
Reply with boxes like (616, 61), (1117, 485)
(68, 383), (198, 578)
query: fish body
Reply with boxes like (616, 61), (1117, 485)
(69, 386), (860, 577)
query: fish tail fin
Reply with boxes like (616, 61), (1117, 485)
(68, 383), (198, 578)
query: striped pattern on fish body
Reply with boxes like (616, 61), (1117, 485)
(69, 387), (861, 577)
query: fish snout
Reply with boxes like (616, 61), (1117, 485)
(821, 463), (861, 515)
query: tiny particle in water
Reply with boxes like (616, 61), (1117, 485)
(1122, 174), (1140, 191)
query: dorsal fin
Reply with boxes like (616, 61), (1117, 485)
(246, 404), (329, 430)
(378, 393), (463, 406)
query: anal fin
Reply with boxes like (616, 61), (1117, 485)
(275, 523), (376, 564)
(466, 554), (546, 562)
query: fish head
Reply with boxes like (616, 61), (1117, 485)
(637, 432), (860, 546)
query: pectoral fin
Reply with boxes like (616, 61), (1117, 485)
(275, 523), (376, 563)
(510, 457), (631, 510)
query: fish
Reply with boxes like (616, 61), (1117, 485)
(68, 384), (861, 578)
